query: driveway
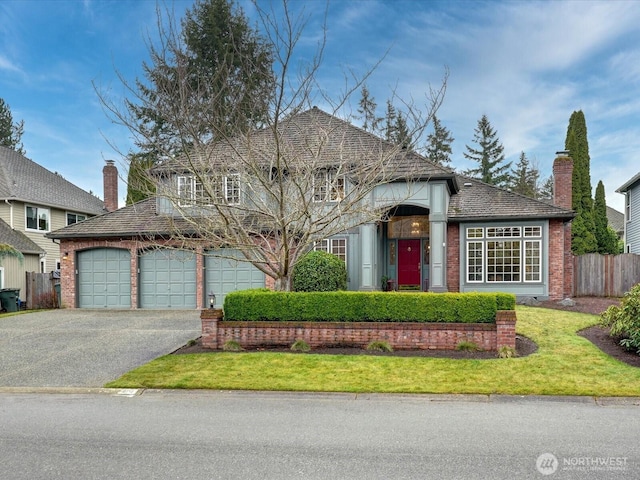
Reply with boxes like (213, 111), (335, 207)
(0, 310), (201, 388)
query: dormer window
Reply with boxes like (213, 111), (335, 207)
(313, 170), (344, 202)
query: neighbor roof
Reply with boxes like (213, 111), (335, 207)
(448, 175), (574, 222)
(616, 171), (640, 194)
(0, 218), (44, 255)
(606, 206), (624, 235)
(0, 146), (105, 214)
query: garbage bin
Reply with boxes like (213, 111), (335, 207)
(0, 288), (20, 313)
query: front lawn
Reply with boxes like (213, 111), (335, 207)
(105, 306), (640, 396)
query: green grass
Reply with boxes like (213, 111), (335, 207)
(105, 306), (640, 396)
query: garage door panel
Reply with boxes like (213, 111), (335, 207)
(205, 249), (265, 308)
(139, 249), (196, 309)
(77, 248), (131, 308)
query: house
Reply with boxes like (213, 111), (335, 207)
(48, 108), (575, 309)
(606, 206), (624, 241)
(616, 171), (640, 253)
(0, 146), (107, 299)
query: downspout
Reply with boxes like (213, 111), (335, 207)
(4, 199), (12, 229)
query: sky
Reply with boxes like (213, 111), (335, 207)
(1, 0), (640, 212)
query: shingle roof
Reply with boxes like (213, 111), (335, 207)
(0, 146), (105, 214)
(448, 175), (574, 222)
(154, 107), (458, 187)
(606, 206), (624, 235)
(47, 197), (194, 239)
(49, 109), (575, 239)
(0, 218), (44, 254)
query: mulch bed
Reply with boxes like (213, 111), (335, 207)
(173, 296), (639, 367)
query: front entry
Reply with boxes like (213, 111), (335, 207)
(398, 239), (421, 289)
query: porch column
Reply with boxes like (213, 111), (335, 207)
(429, 220), (447, 292)
(359, 222), (377, 291)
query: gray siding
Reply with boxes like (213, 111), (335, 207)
(627, 185), (640, 253)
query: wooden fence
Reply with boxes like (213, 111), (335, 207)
(25, 272), (59, 309)
(573, 253), (640, 297)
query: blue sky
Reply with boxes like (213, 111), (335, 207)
(1, 0), (640, 211)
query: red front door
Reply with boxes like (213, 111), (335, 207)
(398, 239), (421, 288)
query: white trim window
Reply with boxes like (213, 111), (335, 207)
(178, 174), (240, 206)
(66, 212), (87, 226)
(314, 238), (347, 263)
(26, 205), (50, 232)
(313, 170), (344, 202)
(465, 225), (542, 283)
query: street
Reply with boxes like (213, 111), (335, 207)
(0, 390), (637, 479)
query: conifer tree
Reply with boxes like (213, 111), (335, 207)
(565, 110), (597, 254)
(357, 85), (381, 133)
(425, 116), (454, 166)
(463, 115), (512, 187)
(594, 180), (619, 254)
(510, 151), (538, 198)
(0, 98), (25, 155)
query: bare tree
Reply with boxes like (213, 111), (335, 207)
(97, 1), (447, 291)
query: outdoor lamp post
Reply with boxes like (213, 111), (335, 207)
(208, 291), (216, 309)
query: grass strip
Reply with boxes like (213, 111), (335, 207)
(105, 306), (640, 396)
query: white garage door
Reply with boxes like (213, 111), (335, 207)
(77, 248), (131, 308)
(205, 249), (265, 308)
(139, 249), (196, 309)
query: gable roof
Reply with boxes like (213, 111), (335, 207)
(616, 171), (640, 193)
(0, 218), (44, 255)
(606, 206), (624, 235)
(448, 175), (574, 222)
(0, 146), (105, 214)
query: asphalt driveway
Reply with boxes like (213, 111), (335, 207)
(0, 310), (201, 388)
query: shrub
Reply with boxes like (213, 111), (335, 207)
(223, 290), (513, 324)
(222, 340), (244, 352)
(366, 340), (393, 352)
(292, 250), (347, 292)
(455, 340), (480, 352)
(290, 339), (311, 352)
(600, 284), (640, 355)
(497, 345), (517, 358)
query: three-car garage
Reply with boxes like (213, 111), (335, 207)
(76, 247), (264, 309)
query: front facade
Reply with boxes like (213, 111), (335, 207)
(49, 109), (574, 309)
(616, 172), (640, 253)
(0, 147), (107, 297)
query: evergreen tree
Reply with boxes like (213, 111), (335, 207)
(394, 112), (413, 149)
(463, 115), (512, 187)
(593, 180), (619, 254)
(510, 151), (538, 198)
(357, 85), (381, 133)
(425, 116), (454, 166)
(384, 100), (397, 142)
(565, 110), (597, 254)
(0, 98), (25, 155)
(125, 152), (157, 205)
(127, 0), (274, 201)
(537, 175), (554, 201)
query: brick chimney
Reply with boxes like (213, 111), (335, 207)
(553, 151), (573, 210)
(103, 160), (118, 212)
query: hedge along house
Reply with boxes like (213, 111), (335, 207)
(48, 108), (575, 309)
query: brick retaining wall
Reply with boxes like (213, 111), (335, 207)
(201, 310), (517, 352)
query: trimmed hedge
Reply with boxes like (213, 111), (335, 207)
(223, 290), (516, 324)
(292, 250), (347, 291)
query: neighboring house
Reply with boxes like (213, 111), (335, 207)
(606, 206), (624, 241)
(616, 171), (640, 253)
(0, 146), (108, 298)
(48, 108), (575, 309)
